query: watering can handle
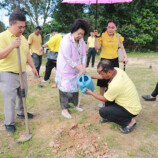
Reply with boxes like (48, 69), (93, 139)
(82, 74), (85, 85)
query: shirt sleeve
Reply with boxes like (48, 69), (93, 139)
(46, 36), (56, 49)
(28, 34), (33, 45)
(96, 33), (102, 45)
(119, 34), (124, 43)
(60, 41), (77, 68)
(81, 42), (86, 64)
(104, 84), (120, 102)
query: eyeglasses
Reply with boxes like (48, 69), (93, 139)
(97, 69), (103, 74)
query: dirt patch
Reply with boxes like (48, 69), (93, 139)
(49, 123), (109, 158)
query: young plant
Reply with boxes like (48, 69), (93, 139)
(68, 102), (79, 124)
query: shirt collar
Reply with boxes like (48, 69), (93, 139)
(7, 29), (22, 38)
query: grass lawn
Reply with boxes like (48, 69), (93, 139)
(0, 52), (158, 158)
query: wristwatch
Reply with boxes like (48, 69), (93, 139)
(41, 45), (44, 49)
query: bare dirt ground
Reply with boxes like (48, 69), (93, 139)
(0, 56), (158, 158)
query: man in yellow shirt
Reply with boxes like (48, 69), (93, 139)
(86, 30), (96, 68)
(28, 26), (42, 76)
(0, 11), (38, 133)
(86, 60), (142, 134)
(39, 29), (62, 83)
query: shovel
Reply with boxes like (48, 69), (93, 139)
(16, 47), (32, 143)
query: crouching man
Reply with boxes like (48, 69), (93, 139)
(86, 60), (142, 134)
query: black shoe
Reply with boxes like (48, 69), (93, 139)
(5, 125), (16, 133)
(99, 118), (109, 123)
(17, 112), (34, 119)
(142, 95), (156, 101)
(120, 123), (137, 134)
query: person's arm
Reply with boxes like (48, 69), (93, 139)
(91, 74), (104, 79)
(0, 37), (21, 59)
(94, 30), (101, 51)
(86, 89), (107, 102)
(120, 43), (128, 64)
(39, 43), (48, 54)
(27, 53), (39, 77)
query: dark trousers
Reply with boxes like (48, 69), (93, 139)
(32, 53), (42, 75)
(97, 58), (119, 87)
(151, 82), (158, 97)
(86, 48), (96, 67)
(99, 102), (136, 128)
(44, 59), (56, 81)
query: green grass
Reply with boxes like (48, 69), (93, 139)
(0, 53), (158, 158)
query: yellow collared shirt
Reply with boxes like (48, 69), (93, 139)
(0, 30), (29, 73)
(87, 36), (95, 48)
(28, 33), (42, 55)
(46, 33), (62, 52)
(104, 68), (142, 115)
(97, 31), (124, 59)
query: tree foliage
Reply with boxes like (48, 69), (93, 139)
(1, 0), (56, 26)
(0, 21), (5, 33)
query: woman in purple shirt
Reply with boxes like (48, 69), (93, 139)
(55, 19), (89, 119)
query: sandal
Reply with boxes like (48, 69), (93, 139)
(120, 123), (137, 134)
(99, 118), (109, 123)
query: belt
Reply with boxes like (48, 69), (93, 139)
(8, 72), (25, 75)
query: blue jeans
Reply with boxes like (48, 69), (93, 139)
(32, 53), (42, 75)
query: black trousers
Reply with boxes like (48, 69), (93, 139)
(99, 102), (136, 128)
(32, 53), (42, 75)
(86, 48), (96, 67)
(151, 82), (158, 97)
(97, 58), (119, 87)
(44, 59), (56, 81)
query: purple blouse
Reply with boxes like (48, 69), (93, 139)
(55, 33), (86, 92)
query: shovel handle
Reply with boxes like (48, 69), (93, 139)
(17, 47), (30, 134)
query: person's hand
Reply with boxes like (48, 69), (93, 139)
(39, 47), (44, 54)
(85, 88), (92, 95)
(124, 56), (128, 65)
(11, 37), (21, 48)
(94, 30), (98, 36)
(32, 67), (39, 77)
(86, 48), (88, 54)
(79, 66), (84, 76)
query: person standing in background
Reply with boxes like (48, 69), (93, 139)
(94, 19), (128, 108)
(40, 29), (62, 86)
(86, 30), (96, 68)
(28, 26), (43, 77)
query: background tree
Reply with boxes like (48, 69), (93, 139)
(0, 21), (5, 33)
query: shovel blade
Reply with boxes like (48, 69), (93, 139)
(16, 133), (32, 143)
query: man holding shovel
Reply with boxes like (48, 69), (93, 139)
(0, 11), (38, 133)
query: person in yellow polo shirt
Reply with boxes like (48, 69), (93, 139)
(28, 26), (43, 76)
(94, 19), (128, 108)
(39, 29), (62, 84)
(86, 60), (142, 134)
(0, 11), (38, 133)
(86, 30), (96, 67)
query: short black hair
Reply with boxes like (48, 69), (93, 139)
(107, 19), (118, 27)
(51, 29), (58, 33)
(35, 26), (41, 30)
(9, 11), (26, 24)
(97, 60), (114, 73)
(90, 29), (94, 32)
(70, 19), (89, 35)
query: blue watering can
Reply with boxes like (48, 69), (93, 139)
(77, 74), (95, 95)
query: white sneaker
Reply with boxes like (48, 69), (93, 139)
(61, 111), (72, 119)
(41, 79), (50, 83)
(76, 107), (83, 112)
(98, 103), (104, 108)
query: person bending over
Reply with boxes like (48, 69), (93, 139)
(86, 60), (142, 134)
